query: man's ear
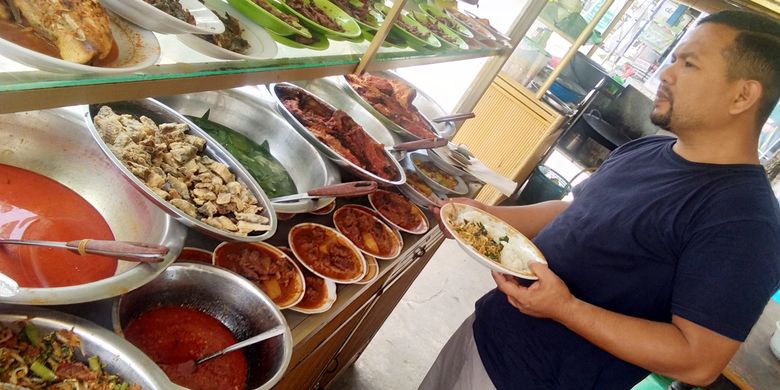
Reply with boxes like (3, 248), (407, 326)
(729, 80), (763, 116)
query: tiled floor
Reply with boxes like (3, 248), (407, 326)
(328, 239), (495, 390)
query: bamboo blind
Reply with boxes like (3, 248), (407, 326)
(453, 73), (564, 205)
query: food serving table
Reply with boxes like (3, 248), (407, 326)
(52, 197), (446, 390)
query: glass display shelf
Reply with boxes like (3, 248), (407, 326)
(0, 31), (507, 114)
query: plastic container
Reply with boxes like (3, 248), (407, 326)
(519, 165), (570, 204)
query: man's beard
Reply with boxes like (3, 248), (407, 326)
(650, 88), (673, 130)
(650, 106), (672, 130)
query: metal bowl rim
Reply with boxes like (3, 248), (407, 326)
(269, 82), (406, 187)
(82, 99), (278, 242)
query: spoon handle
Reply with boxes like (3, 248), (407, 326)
(63, 239), (169, 262)
(196, 326), (286, 365)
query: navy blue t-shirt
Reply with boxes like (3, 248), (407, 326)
(472, 136), (780, 390)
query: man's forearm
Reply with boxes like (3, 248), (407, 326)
(484, 200), (569, 239)
(559, 299), (738, 386)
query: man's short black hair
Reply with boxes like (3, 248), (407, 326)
(699, 10), (780, 127)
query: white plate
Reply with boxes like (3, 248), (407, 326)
(410, 152), (469, 195)
(177, 0), (278, 60)
(354, 255), (379, 285)
(0, 14), (160, 74)
(289, 223), (367, 284)
(368, 189), (429, 235)
(289, 278), (337, 314)
(440, 203), (546, 280)
(102, 0), (225, 34)
(333, 204), (403, 260)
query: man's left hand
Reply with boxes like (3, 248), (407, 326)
(492, 262), (576, 321)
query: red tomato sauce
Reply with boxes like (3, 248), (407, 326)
(124, 306), (247, 390)
(0, 164), (117, 288)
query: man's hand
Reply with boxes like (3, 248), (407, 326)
(491, 262), (577, 321)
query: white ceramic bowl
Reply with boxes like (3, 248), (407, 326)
(288, 223), (367, 284)
(102, 0), (225, 34)
(332, 204), (403, 260)
(177, 0), (278, 60)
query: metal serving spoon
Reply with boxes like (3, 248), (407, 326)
(166, 325), (286, 375)
(0, 239), (170, 263)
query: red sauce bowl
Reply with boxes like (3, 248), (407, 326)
(213, 242), (305, 309)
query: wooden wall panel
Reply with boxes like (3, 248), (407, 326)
(453, 74), (563, 205)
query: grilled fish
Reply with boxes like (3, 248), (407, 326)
(9, 0), (114, 64)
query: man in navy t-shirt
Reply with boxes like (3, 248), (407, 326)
(419, 10), (780, 390)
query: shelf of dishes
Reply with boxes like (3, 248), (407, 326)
(0, 69), (482, 389)
(0, 0), (511, 113)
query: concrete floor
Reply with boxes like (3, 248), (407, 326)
(328, 240), (495, 390)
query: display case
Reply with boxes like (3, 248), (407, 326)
(0, 1), (529, 389)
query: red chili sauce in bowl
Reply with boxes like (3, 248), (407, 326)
(123, 306), (247, 390)
(0, 164), (117, 287)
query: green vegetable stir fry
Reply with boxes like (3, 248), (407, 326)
(0, 321), (140, 389)
(187, 113), (298, 198)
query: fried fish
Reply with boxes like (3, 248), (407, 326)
(8, 0), (114, 64)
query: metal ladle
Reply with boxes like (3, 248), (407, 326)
(165, 325), (286, 375)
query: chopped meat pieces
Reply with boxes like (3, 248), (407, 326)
(372, 190), (426, 231)
(200, 11), (250, 54)
(336, 207), (397, 257)
(290, 224), (362, 280)
(278, 85), (397, 180)
(286, 0), (344, 32)
(345, 73), (437, 139)
(143, 0), (195, 24)
(219, 244), (299, 304)
(93, 105), (270, 236)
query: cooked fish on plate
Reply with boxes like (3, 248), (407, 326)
(0, 3), (160, 74)
(0, 0), (113, 64)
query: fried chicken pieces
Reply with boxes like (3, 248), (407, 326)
(278, 85), (397, 181)
(2, 0), (114, 64)
(345, 73), (437, 139)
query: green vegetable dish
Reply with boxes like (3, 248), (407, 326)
(0, 321), (140, 389)
(187, 114), (298, 198)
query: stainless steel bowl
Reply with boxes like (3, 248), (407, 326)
(269, 82), (406, 187)
(409, 152), (469, 195)
(82, 99), (278, 242)
(0, 304), (176, 389)
(338, 71), (455, 140)
(112, 262), (292, 390)
(399, 153), (447, 209)
(157, 87), (341, 214)
(0, 108), (185, 305)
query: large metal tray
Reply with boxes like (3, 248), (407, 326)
(291, 77), (403, 156)
(83, 99), (278, 242)
(338, 71), (455, 140)
(0, 305), (180, 389)
(269, 82), (406, 187)
(157, 87), (341, 214)
(0, 108), (185, 305)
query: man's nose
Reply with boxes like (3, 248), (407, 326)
(658, 63), (675, 85)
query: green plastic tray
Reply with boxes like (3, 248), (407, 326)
(418, 3), (473, 38)
(277, 0), (362, 38)
(411, 10), (468, 50)
(228, 0), (312, 38)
